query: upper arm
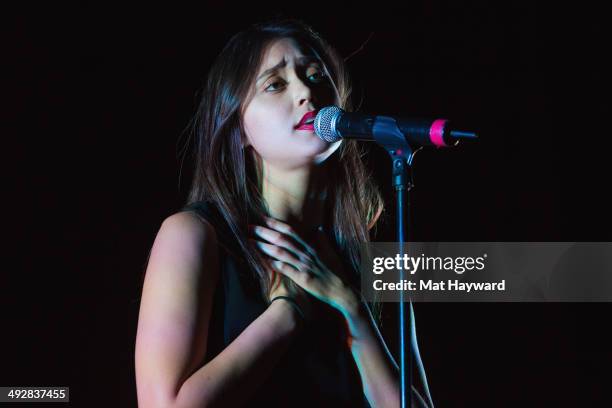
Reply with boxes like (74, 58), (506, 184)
(135, 211), (220, 407)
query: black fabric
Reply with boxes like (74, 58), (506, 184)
(181, 200), (371, 407)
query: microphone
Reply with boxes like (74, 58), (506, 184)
(314, 106), (477, 147)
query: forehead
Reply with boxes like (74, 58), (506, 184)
(258, 38), (314, 72)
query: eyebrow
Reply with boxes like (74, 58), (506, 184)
(256, 56), (320, 83)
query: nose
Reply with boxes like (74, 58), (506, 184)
(294, 75), (316, 108)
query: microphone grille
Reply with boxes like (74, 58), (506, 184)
(314, 106), (343, 142)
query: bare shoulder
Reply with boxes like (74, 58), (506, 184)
(135, 210), (220, 406)
(144, 210), (220, 284)
(161, 210), (218, 242)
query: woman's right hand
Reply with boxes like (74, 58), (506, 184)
(249, 224), (315, 322)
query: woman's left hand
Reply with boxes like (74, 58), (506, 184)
(252, 216), (360, 317)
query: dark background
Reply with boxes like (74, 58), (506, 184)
(4, 2), (611, 406)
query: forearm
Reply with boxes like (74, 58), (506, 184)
(340, 297), (400, 408)
(173, 301), (301, 408)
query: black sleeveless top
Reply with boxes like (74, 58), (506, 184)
(181, 201), (371, 407)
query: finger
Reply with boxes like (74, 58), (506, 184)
(252, 248), (282, 290)
(271, 260), (313, 288)
(254, 240), (310, 272)
(253, 225), (311, 263)
(259, 220), (328, 277)
(263, 217), (318, 258)
(267, 259), (282, 291)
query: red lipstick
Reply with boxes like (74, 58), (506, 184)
(295, 110), (318, 131)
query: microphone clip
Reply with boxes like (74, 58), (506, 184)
(373, 115), (417, 191)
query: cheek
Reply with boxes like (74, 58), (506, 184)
(243, 98), (330, 166)
(244, 105), (288, 155)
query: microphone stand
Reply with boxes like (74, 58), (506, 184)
(323, 109), (474, 407)
(373, 116), (475, 407)
(392, 150), (416, 408)
(394, 154), (413, 408)
(372, 117), (418, 408)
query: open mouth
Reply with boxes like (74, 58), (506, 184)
(295, 111), (317, 130)
(297, 118), (315, 130)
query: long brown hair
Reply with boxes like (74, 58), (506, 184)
(183, 19), (384, 320)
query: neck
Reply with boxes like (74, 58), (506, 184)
(260, 161), (327, 232)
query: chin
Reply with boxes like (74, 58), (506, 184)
(314, 140), (342, 164)
(306, 135), (332, 153)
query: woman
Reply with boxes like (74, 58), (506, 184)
(135, 19), (432, 407)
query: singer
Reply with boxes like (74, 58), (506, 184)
(135, 19), (431, 408)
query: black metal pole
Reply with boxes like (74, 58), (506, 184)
(393, 156), (412, 408)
